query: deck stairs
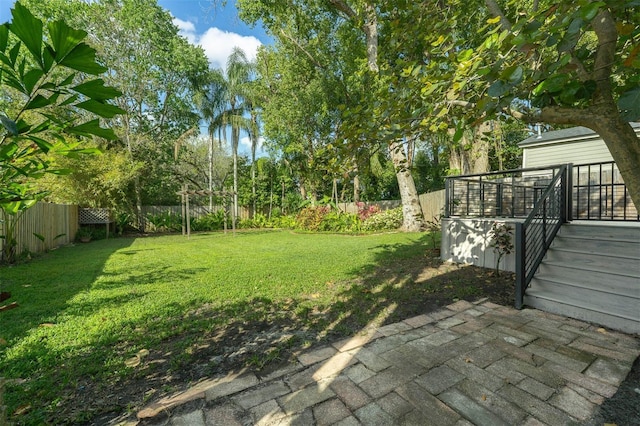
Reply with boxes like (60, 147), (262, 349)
(523, 222), (640, 334)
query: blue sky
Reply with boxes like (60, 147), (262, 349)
(158, 0), (271, 70)
(0, 0), (272, 155)
(1, 0), (271, 71)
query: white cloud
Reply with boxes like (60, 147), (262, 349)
(173, 18), (262, 71)
(240, 135), (264, 153)
(173, 17), (197, 43)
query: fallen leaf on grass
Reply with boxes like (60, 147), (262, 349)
(125, 349), (150, 368)
(125, 356), (141, 368)
(39, 323), (55, 327)
(0, 337), (7, 345)
(481, 394), (487, 401)
(12, 404), (31, 416)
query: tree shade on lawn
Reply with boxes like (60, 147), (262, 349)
(0, 230), (516, 424)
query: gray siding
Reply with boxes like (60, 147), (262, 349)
(522, 138), (613, 168)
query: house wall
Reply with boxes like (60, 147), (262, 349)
(522, 137), (613, 169)
(441, 217), (520, 272)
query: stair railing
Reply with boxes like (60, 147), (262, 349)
(514, 164), (569, 309)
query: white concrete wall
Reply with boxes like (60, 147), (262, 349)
(441, 217), (521, 272)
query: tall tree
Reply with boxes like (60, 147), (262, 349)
(1, 2), (122, 261)
(23, 0), (210, 226)
(226, 49), (253, 225)
(417, 0), (640, 207)
(240, 0), (426, 230)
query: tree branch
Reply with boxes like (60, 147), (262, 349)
(484, 0), (512, 30)
(569, 53), (590, 81)
(279, 29), (325, 69)
(328, 0), (357, 20)
(513, 105), (599, 129)
(590, 8), (617, 99)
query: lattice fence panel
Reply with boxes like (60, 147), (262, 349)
(79, 208), (112, 224)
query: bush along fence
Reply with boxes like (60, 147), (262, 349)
(142, 189), (446, 233)
(0, 191), (446, 259)
(0, 202), (78, 263)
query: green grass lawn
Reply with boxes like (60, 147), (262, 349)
(0, 229), (514, 424)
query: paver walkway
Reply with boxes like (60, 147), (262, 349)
(131, 299), (640, 426)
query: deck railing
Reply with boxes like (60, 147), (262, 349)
(572, 161), (639, 221)
(514, 165), (568, 308)
(444, 161), (638, 309)
(444, 165), (565, 218)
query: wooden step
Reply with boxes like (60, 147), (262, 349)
(527, 277), (639, 321)
(543, 248), (640, 276)
(559, 223), (640, 240)
(523, 222), (640, 334)
(551, 235), (640, 255)
(535, 263), (639, 297)
(523, 292), (640, 335)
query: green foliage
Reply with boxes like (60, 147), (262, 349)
(0, 2), (122, 262)
(269, 214), (297, 229)
(317, 210), (360, 233)
(238, 213), (270, 229)
(146, 211), (182, 232)
(361, 207), (404, 232)
(295, 205), (331, 231)
(75, 226), (93, 241)
(424, 214), (442, 249)
(0, 2), (122, 209)
(489, 222), (514, 276)
(114, 211), (133, 235)
(192, 211), (228, 231)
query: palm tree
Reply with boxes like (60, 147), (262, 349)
(245, 80), (262, 218)
(196, 48), (254, 226)
(225, 48), (254, 226)
(195, 69), (228, 209)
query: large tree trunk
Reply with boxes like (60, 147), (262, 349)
(232, 125), (239, 229)
(591, 117), (640, 210)
(389, 139), (424, 231)
(471, 121), (491, 173)
(448, 125), (491, 175)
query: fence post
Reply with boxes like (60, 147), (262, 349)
(514, 222), (525, 309)
(444, 178), (450, 217)
(560, 163), (573, 223)
(0, 376), (6, 426)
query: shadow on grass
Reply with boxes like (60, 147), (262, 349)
(1, 232), (515, 424)
(0, 238), (136, 343)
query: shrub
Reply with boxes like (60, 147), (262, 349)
(146, 212), (182, 232)
(192, 211), (227, 231)
(361, 207), (403, 231)
(270, 215), (297, 229)
(295, 206), (331, 231)
(356, 202), (381, 221)
(238, 213), (270, 229)
(318, 211), (360, 233)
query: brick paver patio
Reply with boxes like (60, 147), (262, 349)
(131, 299), (639, 425)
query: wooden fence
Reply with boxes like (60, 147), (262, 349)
(1, 202), (78, 257)
(144, 189), (446, 227)
(336, 190), (445, 223)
